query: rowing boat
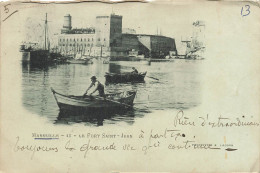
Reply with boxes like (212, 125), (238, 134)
(51, 88), (136, 112)
(105, 72), (147, 84)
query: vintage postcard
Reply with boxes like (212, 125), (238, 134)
(0, 1), (259, 172)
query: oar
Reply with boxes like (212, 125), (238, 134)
(82, 93), (132, 108)
(94, 95), (133, 108)
(146, 76), (159, 81)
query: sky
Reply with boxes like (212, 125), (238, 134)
(16, 1), (209, 46)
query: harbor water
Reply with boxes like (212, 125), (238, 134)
(22, 59), (203, 126)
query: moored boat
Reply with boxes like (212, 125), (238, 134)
(105, 72), (147, 84)
(67, 59), (93, 64)
(51, 88), (136, 112)
(20, 14), (60, 65)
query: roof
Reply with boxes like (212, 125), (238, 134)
(122, 33), (174, 40)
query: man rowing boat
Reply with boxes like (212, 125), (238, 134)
(131, 67), (138, 74)
(84, 76), (105, 97)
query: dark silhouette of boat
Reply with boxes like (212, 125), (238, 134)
(105, 72), (147, 84)
(20, 13), (62, 65)
(51, 88), (136, 112)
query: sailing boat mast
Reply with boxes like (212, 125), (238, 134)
(44, 13), (47, 50)
(101, 45), (102, 57)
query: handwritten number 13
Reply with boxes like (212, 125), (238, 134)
(241, 5), (250, 17)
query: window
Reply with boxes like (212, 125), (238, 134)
(81, 38), (82, 41)
(88, 38), (90, 41)
(87, 44), (90, 47)
(98, 38), (100, 41)
(104, 38), (106, 41)
(84, 38), (86, 41)
(92, 38), (94, 41)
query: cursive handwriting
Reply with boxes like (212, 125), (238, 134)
(65, 140), (76, 151)
(173, 110), (196, 127)
(80, 140), (116, 158)
(14, 136), (58, 159)
(199, 115), (260, 128)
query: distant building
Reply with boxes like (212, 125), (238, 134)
(58, 13), (177, 58)
(191, 20), (205, 49)
(122, 28), (136, 34)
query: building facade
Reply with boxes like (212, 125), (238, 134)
(58, 13), (177, 58)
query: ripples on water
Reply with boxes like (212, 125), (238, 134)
(22, 59), (202, 126)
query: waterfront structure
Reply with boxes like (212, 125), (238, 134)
(177, 20), (205, 59)
(21, 13), (62, 65)
(191, 20), (205, 49)
(58, 13), (177, 58)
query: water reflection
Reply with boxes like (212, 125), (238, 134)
(55, 108), (137, 126)
(22, 59), (202, 126)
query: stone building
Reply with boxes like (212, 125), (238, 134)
(58, 13), (177, 58)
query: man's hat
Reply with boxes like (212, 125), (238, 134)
(91, 76), (96, 80)
(132, 67), (136, 69)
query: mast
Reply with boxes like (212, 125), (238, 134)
(101, 45), (102, 57)
(44, 13), (47, 50)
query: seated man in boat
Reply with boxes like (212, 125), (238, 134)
(131, 67), (138, 74)
(84, 76), (105, 97)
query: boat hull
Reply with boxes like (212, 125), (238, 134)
(105, 72), (146, 84)
(21, 50), (51, 65)
(51, 88), (136, 112)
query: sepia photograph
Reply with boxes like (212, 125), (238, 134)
(20, 3), (205, 126)
(0, 1), (259, 172)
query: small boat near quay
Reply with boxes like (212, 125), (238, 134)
(66, 54), (93, 64)
(105, 72), (147, 84)
(67, 58), (93, 64)
(51, 88), (136, 112)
